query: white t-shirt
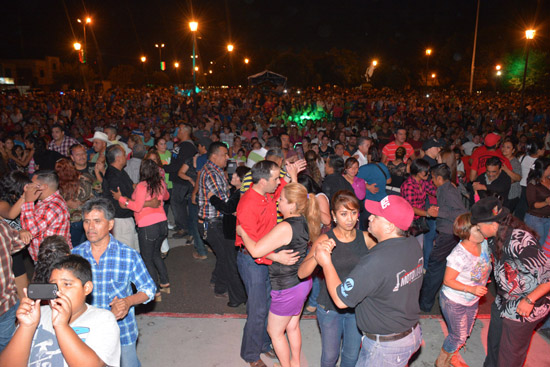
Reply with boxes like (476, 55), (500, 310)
(461, 141), (481, 156)
(354, 150), (369, 167)
(519, 155), (538, 187)
(441, 240), (492, 306)
(28, 304), (121, 367)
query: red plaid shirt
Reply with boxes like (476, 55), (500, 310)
(0, 221), (25, 315)
(20, 191), (71, 261)
(48, 135), (80, 157)
(400, 175), (437, 219)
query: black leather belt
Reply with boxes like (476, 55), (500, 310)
(363, 322), (419, 342)
(204, 217), (223, 223)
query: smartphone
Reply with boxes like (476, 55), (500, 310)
(227, 160), (237, 175)
(28, 283), (58, 300)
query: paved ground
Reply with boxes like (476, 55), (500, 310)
(132, 234), (550, 367)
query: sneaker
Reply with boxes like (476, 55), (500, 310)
(192, 251), (207, 260)
(168, 223), (175, 230)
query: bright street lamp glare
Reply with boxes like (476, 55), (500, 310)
(244, 58), (249, 64)
(496, 64), (501, 71)
(73, 42), (81, 51)
(431, 73), (436, 78)
(497, 71), (502, 76)
(86, 17), (92, 24)
(140, 56), (146, 63)
(189, 21), (198, 32)
(425, 49), (432, 56)
(525, 29), (536, 40)
(372, 60), (378, 66)
(209, 70), (213, 74)
(77, 18), (82, 23)
(195, 66), (199, 71)
(174, 62), (179, 68)
(227, 44), (234, 52)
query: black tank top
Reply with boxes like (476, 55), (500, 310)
(269, 215), (309, 291)
(317, 228), (370, 312)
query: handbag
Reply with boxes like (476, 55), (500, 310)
(409, 216), (429, 236)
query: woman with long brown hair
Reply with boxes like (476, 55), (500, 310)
(237, 182), (320, 367)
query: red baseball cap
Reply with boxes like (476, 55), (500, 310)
(484, 133), (501, 147)
(364, 195), (414, 231)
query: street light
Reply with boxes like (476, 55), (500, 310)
(372, 60), (378, 67)
(140, 56), (146, 63)
(174, 62), (179, 68)
(425, 48), (432, 87)
(189, 21), (198, 113)
(227, 44), (234, 52)
(77, 17), (92, 63)
(155, 43), (165, 70)
(73, 42), (81, 51)
(520, 29), (536, 122)
(244, 58), (249, 64)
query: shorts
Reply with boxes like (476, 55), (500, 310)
(270, 278), (312, 316)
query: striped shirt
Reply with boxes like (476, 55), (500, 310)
(198, 160), (230, 219)
(20, 191), (71, 262)
(381, 141), (414, 162)
(72, 235), (155, 345)
(0, 221), (25, 316)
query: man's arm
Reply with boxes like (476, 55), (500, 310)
(109, 292), (150, 320)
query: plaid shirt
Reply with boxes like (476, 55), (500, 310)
(198, 160), (230, 219)
(72, 235), (155, 345)
(400, 175), (437, 219)
(0, 221), (25, 316)
(20, 191), (71, 262)
(48, 135), (80, 157)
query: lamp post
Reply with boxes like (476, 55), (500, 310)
(174, 62), (180, 84)
(155, 43), (165, 70)
(189, 21), (198, 114)
(520, 29), (536, 122)
(140, 56), (147, 85)
(425, 48), (432, 87)
(77, 17), (91, 63)
(73, 42), (82, 63)
(227, 44), (234, 86)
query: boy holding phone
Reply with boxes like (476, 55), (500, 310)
(0, 255), (121, 367)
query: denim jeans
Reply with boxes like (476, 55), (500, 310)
(187, 198), (208, 256)
(171, 182), (189, 232)
(70, 220), (86, 248)
(316, 306), (362, 367)
(307, 273), (321, 308)
(524, 213), (550, 244)
(237, 251), (272, 362)
(137, 221), (169, 288)
(121, 342), (141, 367)
(0, 300), (18, 353)
(423, 218), (437, 269)
(439, 291), (479, 353)
(356, 324), (422, 367)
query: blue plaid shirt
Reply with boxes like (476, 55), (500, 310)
(72, 235), (155, 345)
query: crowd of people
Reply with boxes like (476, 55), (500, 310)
(0, 86), (549, 367)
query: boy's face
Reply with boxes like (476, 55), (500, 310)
(49, 268), (93, 315)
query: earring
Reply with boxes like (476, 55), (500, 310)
(334, 218), (338, 223)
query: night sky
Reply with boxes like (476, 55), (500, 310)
(0, 0), (547, 73)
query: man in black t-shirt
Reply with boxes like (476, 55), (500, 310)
(315, 195), (423, 367)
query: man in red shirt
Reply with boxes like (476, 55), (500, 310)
(235, 160), (302, 367)
(381, 127), (414, 164)
(469, 133), (512, 182)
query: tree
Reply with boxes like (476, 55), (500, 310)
(54, 62), (97, 90)
(503, 50), (550, 91)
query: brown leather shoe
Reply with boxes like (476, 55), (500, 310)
(249, 359), (267, 367)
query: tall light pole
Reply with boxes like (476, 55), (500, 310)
(425, 48), (432, 87)
(155, 43), (165, 70)
(227, 44), (234, 85)
(77, 17), (91, 63)
(469, 0), (480, 94)
(520, 29), (536, 122)
(189, 21), (198, 114)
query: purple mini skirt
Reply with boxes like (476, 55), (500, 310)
(270, 278), (313, 316)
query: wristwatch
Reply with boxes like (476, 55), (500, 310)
(125, 199), (129, 207)
(524, 296), (534, 305)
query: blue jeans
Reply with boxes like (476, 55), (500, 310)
(356, 324), (422, 367)
(121, 342), (141, 367)
(0, 300), (18, 353)
(171, 182), (189, 232)
(187, 198), (207, 256)
(316, 306), (362, 367)
(524, 213), (550, 244)
(423, 218), (437, 269)
(237, 251), (272, 362)
(70, 220), (86, 248)
(439, 292), (479, 353)
(307, 270), (321, 308)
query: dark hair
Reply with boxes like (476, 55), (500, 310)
(431, 163), (451, 181)
(81, 197), (116, 221)
(525, 139), (544, 156)
(368, 145), (381, 163)
(235, 166), (251, 182)
(395, 146), (406, 160)
(265, 148), (284, 161)
(344, 157), (359, 175)
(32, 235), (71, 283)
(297, 173), (321, 194)
(327, 155), (345, 175)
(493, 214), (538, 260)
(0, 171), (31, 205)
(207, 141), (227, 159)
(304, 150), (322, 185)
(51, 123), (64, 132)
(34, 170), (59, 191)
(251, 160), (279, 184)
(51, 254), (93, 285)
(410, 159), (431, 176)
(394, 127), (406, 134)
(105, 144), (124, 165)
(527, 157), (550, 185)
(331, 190), (360, 213)
(69, 143), (86, 156)
(132, 144), (147, 159)
(485, 156), (502, 168)
(139, 159), (163, 196)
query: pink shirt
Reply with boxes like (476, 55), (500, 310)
(120, 181), (169, 227)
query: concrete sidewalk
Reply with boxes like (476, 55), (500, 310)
(135, 313), (550, 367)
